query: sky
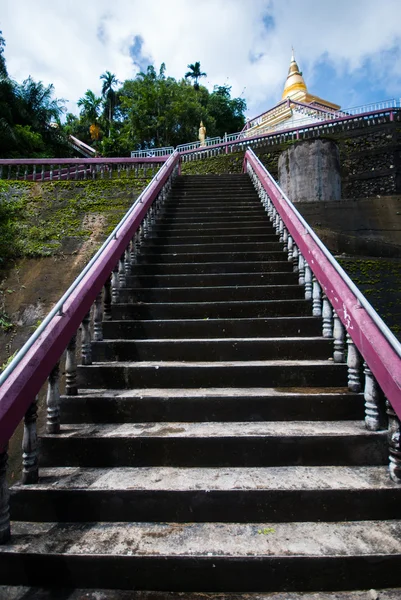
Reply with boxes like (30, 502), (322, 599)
(1, 0), (401, 122)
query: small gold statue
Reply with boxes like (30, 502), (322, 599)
(199, 121), (206, 146)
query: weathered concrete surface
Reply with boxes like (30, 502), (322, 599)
(2, 520), (401, 556)
(296, 195), (401, 257)
(278, 139), (341, 203)
(1, 588), (401, 599)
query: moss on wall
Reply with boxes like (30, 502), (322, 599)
(0, 177), (151, 265)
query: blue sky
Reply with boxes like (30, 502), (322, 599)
(1, 0), (401, 121)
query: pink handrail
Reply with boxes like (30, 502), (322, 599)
(243, 148), (401, 418)
(0, 152), (180, 449)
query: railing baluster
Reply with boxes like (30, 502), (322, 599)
(22, 397), (39, 484)
(81, 311), (92, 365)
(364, 364), (385, 431)
(0, 447), (10, 543)
(124, 246), (132, 277)
(333, 311), (345, 362)
(322, 293), (333, 338)
(312, 276), (322, 317)
(347, 333), (362, 392)
(292, 244), (298, 272)
(111, 264), (119, 303)
(94, 292), (103, 341)
(298, 253), (305, 285)
(104, 276), (112, 320)
(65, 333), (78, 395)
(46, 361), (60, 433)
(118, 254), (126, 288)
(387, 399), (401, 482)
(304, 264), (312, 300)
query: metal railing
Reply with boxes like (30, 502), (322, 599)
(244, 147), (401, 478)
(0, 157), (167, 182)
(131, 147), (174, 158)
(0, 150), (180, 542)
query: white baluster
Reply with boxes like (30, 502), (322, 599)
(312, 276), (322, 317)
(65, 333), (78, 395)
(347, 333), (361, 392)
(322, 294), (333, 338)
(304, 264), (312, 300)
(81, 312), (92, 365)
(46, 361), (60, 433)
(364, 363), (385, 431)
(298, 253), (305, 285)
(333, 311), (345, 362)
(93, 292), (103, 341)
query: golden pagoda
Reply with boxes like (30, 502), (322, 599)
(245, 51), (341, 137)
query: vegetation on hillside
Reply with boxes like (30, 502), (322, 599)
(0, 28), (246, 158)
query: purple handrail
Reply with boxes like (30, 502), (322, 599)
(0, 152), (180, 449)
(243, 148), (401, 418)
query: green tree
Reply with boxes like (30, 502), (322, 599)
(185, 61), (207, 90)
(77, 90), (102, 125)
(100, 71), (119, 137)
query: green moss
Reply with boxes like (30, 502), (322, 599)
(0, 177), (151, 262)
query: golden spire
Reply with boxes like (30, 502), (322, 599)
(282, 49), (308, 100)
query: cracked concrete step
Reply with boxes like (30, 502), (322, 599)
(136, 252), (287, 263)
(102, 316), (323, 339)
(2, 590), (400, 600)
(39, 421), (386, 468)
(10, 466), (399, 523)
(129, 261), (293, 275)
(125, 272), (298, 288)
(110, 299), (312, 319)
(60, 388), (363, 423)
(117, 285), (304, 303)
(91, 337), (333, 362)
(1, 520), (400, 591)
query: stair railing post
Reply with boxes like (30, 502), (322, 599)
(81, 311), (92, 365)
(386, 399), (401, 482)
(93, 292), (104, 341)
(124, 245), (132, 277)
(346, 333), (362, 392)
(22, 397), (39, 484)
(312, 276), (322, 317)
(298, 253), (305, 285)
(0, 446), (10, 544)
(292, 244), (299, 272)
(46, 361), (61, 433)
(104, 275), (112, 321)
(333, 311), (345, 362)
(364, 363), (386, 431)
(304, 264), (312, 300)
(287, 235), (293, 262)
(282, 228), (288, 252)
(111, 263), (120, 304)
(65, 333), (78, 395)
(118, 254), (126, 288)
(322, 293), (333, 338)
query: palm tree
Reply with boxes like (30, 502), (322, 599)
(100, 71), (119, 136)
(77, 90), (102, 124)
(185, 62), (207, 90)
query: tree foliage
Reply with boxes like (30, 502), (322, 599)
(0, 29), (246, 158)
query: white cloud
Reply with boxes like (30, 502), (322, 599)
(1, 0), (401, 121)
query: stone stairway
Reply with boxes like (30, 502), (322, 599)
(2, 174), (401, 597)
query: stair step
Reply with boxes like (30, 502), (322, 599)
(136, 252), (287, 263)
(111, 299), (311, 319)
(145, 233), (277, 243)
(91, 337), (332, 362)
(129, 261), (293, 274)
(155, 216), (269, 224)
(2, 521), (400, 591)
(102, 316), (322, 339)
(117, 285), (304, 303)
(77, 359), (348, 389)
(125, 272), (298, 287)
(11, 466), (399, 523)
(39, 421), (386, 468)
(151, 224), (273, 232)
(2, 589), (400, 600)
(60, 387), (363, 423)
(139, 242), (283, 253)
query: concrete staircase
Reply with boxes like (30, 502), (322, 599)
(2, 174), (401, 597)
